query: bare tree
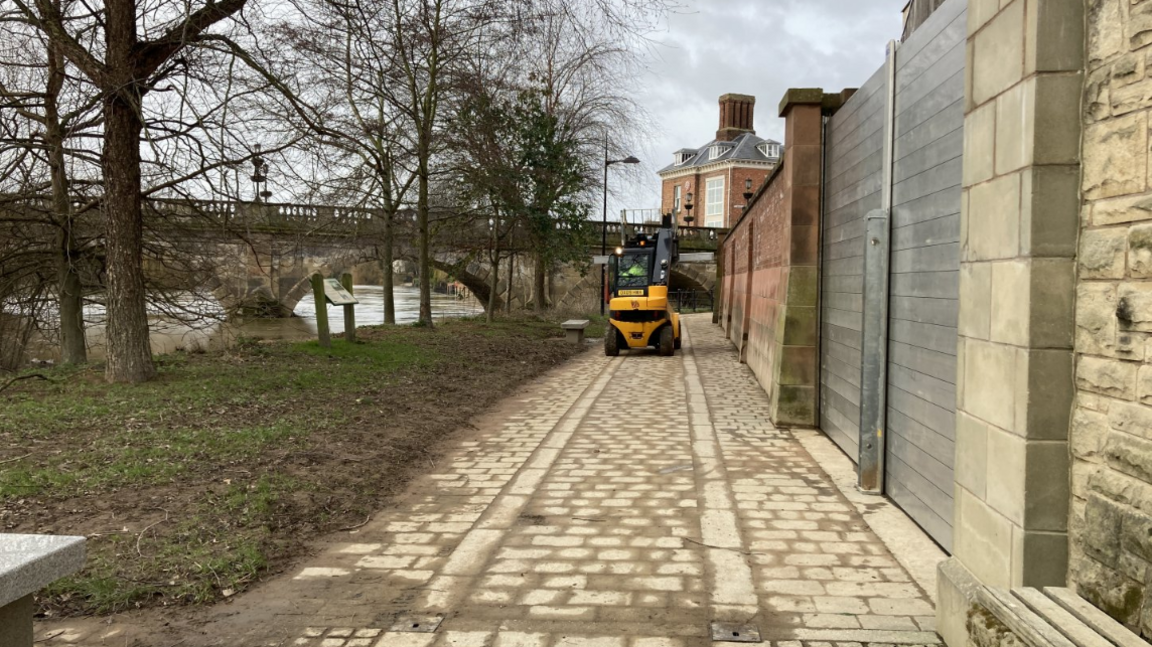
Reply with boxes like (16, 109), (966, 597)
(9, 0), (253, 382)
(0, 3), (102, 365)
(273, 0), (418, 324)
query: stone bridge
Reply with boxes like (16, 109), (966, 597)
(145, 199), (723, 316)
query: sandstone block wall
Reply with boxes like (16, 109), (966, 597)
(1071, 0), (1152, 636)
(937, 1), (1084, 644)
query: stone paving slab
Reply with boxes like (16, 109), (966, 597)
(35, 316), (941, 647)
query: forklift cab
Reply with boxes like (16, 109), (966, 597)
(608, 247), (654, 298)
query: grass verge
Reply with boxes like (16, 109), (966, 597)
(0, 315), (588, 616)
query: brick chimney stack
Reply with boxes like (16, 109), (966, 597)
(716, 93), (756, 142)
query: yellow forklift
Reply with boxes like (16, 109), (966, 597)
(604, 213), (681, 356)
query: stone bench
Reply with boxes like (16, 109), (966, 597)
(973, 585), (1145, 647)
(1, 534), (85, 647)
(560, 319), (590, 345)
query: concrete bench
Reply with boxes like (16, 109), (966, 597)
(561, 319), (590, 345)
(1, 534), (85, 647)
(975, 586), (1145, 647)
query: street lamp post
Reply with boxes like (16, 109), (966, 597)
(601, 134), (640, 315)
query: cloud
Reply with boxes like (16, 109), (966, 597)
(613, 0), (905, 214)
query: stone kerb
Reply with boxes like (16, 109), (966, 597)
(1, 534), (85, 647)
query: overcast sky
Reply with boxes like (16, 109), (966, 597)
(608, 0), (906, 217)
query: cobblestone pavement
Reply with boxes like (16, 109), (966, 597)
(40, 315), (941, 647)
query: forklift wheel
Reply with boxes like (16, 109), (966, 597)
(674, 335), (682, 350)
(604, 327), (620, 357)
(658, 326), (675, 356)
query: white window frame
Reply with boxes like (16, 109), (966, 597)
(758, 142), (781, 159)
(705, 143), (732, 160)
(705, 177), (725, 227)
(673, 185), (681, 213)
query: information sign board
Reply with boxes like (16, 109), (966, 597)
(323, 278), (358, 305)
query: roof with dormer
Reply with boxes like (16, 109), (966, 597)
(657, 132), (781, 175)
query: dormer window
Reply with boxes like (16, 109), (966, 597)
(758, 142), (781, 160)
(708, 144), (731, 161)
(673, 149), (696, 166)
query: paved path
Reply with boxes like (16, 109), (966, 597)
(43, 315), (942, 647)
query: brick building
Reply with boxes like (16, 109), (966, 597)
(657, 94), (780, 228)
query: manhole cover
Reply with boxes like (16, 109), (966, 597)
(389, 615), (444, 633)
(710, 622), (761, 643)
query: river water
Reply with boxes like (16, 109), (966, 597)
(23, 285), (483, 363)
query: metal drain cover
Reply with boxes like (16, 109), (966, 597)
(710, 622), (762, 643)
(389, 615), (444, 633)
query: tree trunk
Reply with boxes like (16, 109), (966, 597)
(46, 38), (86, 364)
(533, 253), (547, 312)
(487, 250), (499, 323)
(417, 136), (432, 326)
(505, 251), (514, 314)
(382, 210), (395, 325)
(57, 247), (86, 363)
(102, 0), (155, 382)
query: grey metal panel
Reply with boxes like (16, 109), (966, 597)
(887, 464), (954, 553)
(891, 242), (961, 274)
(889, 340), (956, 383)
(895, 90), (965, 162)
(894, 125), (964, 184)
(890, 270), (958, 299)
(824, 273), (864, 296)
(823, 291), (864, 314)
(821, 58), (889, 463)
(887, 430), (955, 501)
(823, 320), (863, 352)
(892, 215), (961, 251)
(892, 185), (963, 228)
(892, 156), (963, 206)
(895, 44), (966, 130)
(890, 318), (957, 356)
(882, 0), (965, 551)
(887, 408), (956, 466)
(895, 0), (967, 71)
(890, 297), (959, 327)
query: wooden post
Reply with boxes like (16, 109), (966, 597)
(311, 273), (331, 348)
(341, 273), (356, 343)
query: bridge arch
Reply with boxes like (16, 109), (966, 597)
(555, 264), (715, 311)
(429, 258), (501, 310)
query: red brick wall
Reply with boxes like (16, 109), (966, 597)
(718, 94), (826, 425)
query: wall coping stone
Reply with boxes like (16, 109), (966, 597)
(0, 534), (85, 608)
(778, 88), (827, 116)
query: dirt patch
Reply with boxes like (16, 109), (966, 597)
(0, 315), (586, 618)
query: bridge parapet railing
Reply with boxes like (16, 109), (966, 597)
(49, 197), (727, 250)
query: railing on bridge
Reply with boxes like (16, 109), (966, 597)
(6, 196), (726, 251)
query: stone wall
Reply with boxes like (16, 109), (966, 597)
(936, 0), (1083, 645)
(717, 90), (828, 426)
(1070, 0), (1152, 637)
